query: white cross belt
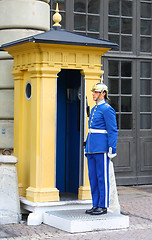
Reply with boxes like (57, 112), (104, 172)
(88, 129), (107, 134)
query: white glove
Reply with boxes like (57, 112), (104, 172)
(108, 147), (117, 159)
(108, 152), (117, 159)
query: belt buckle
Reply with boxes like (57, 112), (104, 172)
(88, 129), (91, 134)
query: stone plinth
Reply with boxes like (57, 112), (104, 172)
(0, 155), (21, 224)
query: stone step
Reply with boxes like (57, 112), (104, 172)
(20, 196), (92, 213)
(43, 209), (129, 233)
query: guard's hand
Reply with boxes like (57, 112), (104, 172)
(108, 152), (117, 159)
(108, 147), (117, 159)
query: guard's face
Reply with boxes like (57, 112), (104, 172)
(92, 91), (105, 101)
(92, 91), (100, 101)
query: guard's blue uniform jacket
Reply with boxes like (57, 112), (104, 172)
(85, 100), (118, 154)
(85, 99), (118, 208)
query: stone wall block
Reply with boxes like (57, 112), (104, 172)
(0, 60), (14, 88)
(0, 0), (50, 31)
(0, 120), (14, 148)
(0, 90), (14, 118)
(0, 155), (21, 224)
(0, 29), (43, 59)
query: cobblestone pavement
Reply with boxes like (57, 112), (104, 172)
(0, 185), (152, 240)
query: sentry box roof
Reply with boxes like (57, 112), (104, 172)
(0, 28), (119, 50)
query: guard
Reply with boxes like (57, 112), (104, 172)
(85, 82), (118, 215)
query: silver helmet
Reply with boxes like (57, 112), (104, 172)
(91, 82), (109, 100)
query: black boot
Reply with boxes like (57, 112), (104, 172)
(91, 207), (107, 215)
(85, 207), (98, 214)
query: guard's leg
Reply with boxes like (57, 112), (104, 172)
(96, 153), (110, 208)
(87, 154), (99, 207)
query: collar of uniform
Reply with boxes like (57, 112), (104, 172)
(96, 99), (105, 105)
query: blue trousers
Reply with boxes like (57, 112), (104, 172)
(87, 153), (110, 208)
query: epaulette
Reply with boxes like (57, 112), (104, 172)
(105, 103), (110, 108)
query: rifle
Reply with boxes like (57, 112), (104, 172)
(86, 96), (90, 117)
(83, 97), (90, 148)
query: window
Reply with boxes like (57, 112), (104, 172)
(140, 62), (152, 129)
(140, 0), (152, 53)
(74, 0), (100, 38)
(108, 60), (132, 129)
(108, 0), (133, 52)
(25, 82), (31, 100)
